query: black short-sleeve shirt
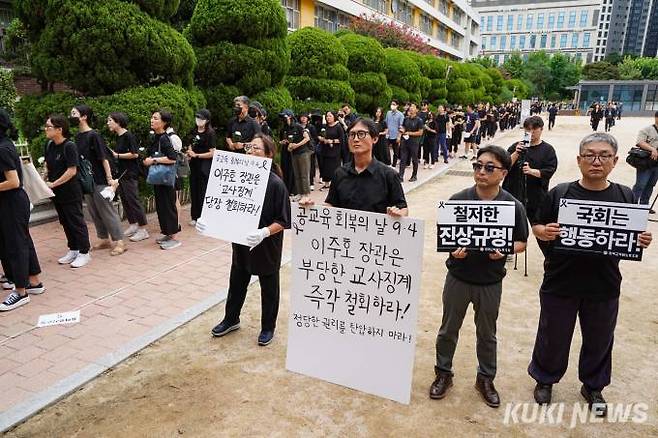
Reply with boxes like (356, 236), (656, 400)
(445, 186), (529, 285)
(148, 133), (177, 161)
(190, 128), (216, 175)
(283, 122), (308, 155)
(535, 181), (635, 300)
(45, 139), (81, 203)
(114, 131), (140, 178)
(402, 116), (424, 147)
(232, 170), (291, 275)
(325, 158), (407, 214)
(0, 136), (23, 199)
(75, 130), (108, 186)
(435, 114), (449, 134)
(226, 115), (261, 153)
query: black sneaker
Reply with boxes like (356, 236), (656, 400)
(534, 383), (552, 405)
(0, 291), (30, 311)
(211, 320), (240, 337)
(258, 330), (274, 346)
(26, 283), (45, 295)
(580, 385), (607, 417)
(409, 176), (417, 182)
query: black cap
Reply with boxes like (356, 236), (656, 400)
(279, 109), (294, 118)
(195, 109), (211, 120)
(250, 101), (267, 118)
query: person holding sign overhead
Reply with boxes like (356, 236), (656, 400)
(210, 134), (291, 347)
(430, 145), (528, 408)
(528, 132), (652, 416)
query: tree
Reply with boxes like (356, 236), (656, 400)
(501, 52), (524, 79)
(547, 53), (581, 99)
(382, 48), (423, 104)
(524, 52), (553, 97)
(618, 57), (643, 80)
(582, 61), (620, 80)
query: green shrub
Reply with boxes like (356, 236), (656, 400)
(186, 0), (287, 46)
(30, 0), (195, 95)
(349, 72), (391, 116)
(286, 76), (355, 106)
(288, 27), (349, 77)
(383, 48), (423, 102)
(15, 92), (78, 140)
(253, 86), (293, 131)
(337, 32), (385, 74)
(291, 100), (344, 116)
(131, 0), (181, 19)
(0, 69), (18, 114)
(13, 0), (48, 41)
(203, 84), (242, 134)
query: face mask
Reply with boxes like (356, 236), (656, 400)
(390, 105), (397, 111)
(69, 116), (80, 126)
(234, 106), (242, 116)
(195, 118), (205, 127)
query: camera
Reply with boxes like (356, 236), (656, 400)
(232, 131), (242, 143)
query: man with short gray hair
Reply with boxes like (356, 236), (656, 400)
(528, 132), (653, 416)
(630, 111), (658, 211)
(226, 96), (261, 153)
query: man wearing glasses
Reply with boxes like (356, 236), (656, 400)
(320, 118), (407, 217)
(430, 146), (528, 408)
(529, 132), (652, 416)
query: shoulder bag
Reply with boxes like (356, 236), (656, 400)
(146, 136), (177, 187)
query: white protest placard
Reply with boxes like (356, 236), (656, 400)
(437, 200), (516, 253)
(521, 99), (531, 120)
(37, 310), (80, 328)
(197, 150), (271, 246)
(286, 205), (425, 404)
(555, 199), (649, 260)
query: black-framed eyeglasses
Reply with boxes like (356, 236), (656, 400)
(244, 143), (264, 153)
(580, 154), (614, 163)
(472, 162), (505, 173)
(347, 130), (369, 140)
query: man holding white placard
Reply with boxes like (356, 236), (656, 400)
(529, 132), (652, 416)
(431, 145), (528, 408)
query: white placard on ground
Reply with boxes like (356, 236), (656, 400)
(197, 150), (271, 246)
(286, 205), (425, 404)
(556, 198), (649, 260)
(37, 310), (80, 328)
(437, 200), (516, 253)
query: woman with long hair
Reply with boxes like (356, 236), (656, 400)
(373, 107), (388, 163)
(317, 111), (345, 191)
(211, 133), (291, 346)
(187, 109), (216, 226)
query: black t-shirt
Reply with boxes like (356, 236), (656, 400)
(321, 123), (344, 158)
(402, 116), (424, 147)
(325, 158), (407, 214)
(45, 138), (81, 203)
(435, 114), (449, 134)
(75, 130), (109, 186)
(114, 131), (140, 179)
(148, 133), (177, 161)
(190, 128), (216, 175)
(446, 186), (529, 285)
(535, 181), (635, 300)
(0, 136), (23, 198)
(232, 170), (291, 275)
(283, 122), (308, 156)
(548, 107), (558, 118)
(503, 141), (558, 218)
(226, 115), (261, 153)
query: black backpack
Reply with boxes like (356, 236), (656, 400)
(47, 140), (95, 194)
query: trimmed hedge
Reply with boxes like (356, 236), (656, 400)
(338, 32), (385, 74)
(203, 84), (242, 134)
(383, 48), (423, 104)
(349, 72), (392, 116)
(30, 0), (195, 95)
(186, 0), (287, 46)
(286, 76), (356, 106)
(131, 0), (181, 19)
(0, 69), (18, 114)
(288, 27), (349, 78)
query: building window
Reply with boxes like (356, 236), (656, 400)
(540, 34), (547, 48)
(537, 13), (544, 29)
(452, 33), (463, 50)
(557, 11), (565, 29)
(569, 11), (577, 27)
(572, 32), (579, 47)
(583, 32), (591, 47)
(438, 24), (448, 43)
(526, 13), (533, 30)
(486, 15), (493, 32)
(612, 85), (645, 111)
(560, 34), (568, 48)
(497, 15), (503, 31)
(363, 0), (387, 14)
(482, 36), (487, 50)
(491, 35), (498, 48)
(504, 14), (512, 31)
(529, 34), (536, 48)
(580, 10), (588, 27)
(548, 13), (555, 29)
(453, 9), (464, 26)
(645, 85), (658, 111)
(439, 0), (449, 17)
(281, 0), (300, 30)
(500, 35), (506, 49)
(551, 34), (557, 48)
(510, 35), (517, 49)
(517, 14), (523, 31)
(519, 34), (526, 49)
(394, 0), (414, 26)
(420, 13), (433, 35)
(315, 4), (349, 33)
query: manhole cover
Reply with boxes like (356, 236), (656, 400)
(445, 170), (473, 177)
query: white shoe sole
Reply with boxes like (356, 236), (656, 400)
(27, 286), (45, 295)
(0, 296), (30, 311)
(160, 241), (182, 250)
(130, 234), (150, 242)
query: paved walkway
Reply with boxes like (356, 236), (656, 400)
(0, 129), (519, 431)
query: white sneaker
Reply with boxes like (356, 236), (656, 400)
(70, 252), (91, 268)
(189, 220), (197, 227)
(0, 291), (29, 312)
(310, 185), (315, 191)
(58, 250), (79, 265)
(129, 229), (150, 242)
(123, 224), (138, 237)
(429, 164), (434, 169)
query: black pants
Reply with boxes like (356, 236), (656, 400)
(309, 151), (317, 186)
(399, 140), (419, 180)
(605, 117), (614, 132)
(153, 184), (179, 236)
(118, 177), (147, 226)
(0, 191), (41, 289)
(548, 117), (556, 130)
(388, 138), (400, 166)
(224, 264), (280, 331)
(54, 200), (90, 253)
(528, 293), (619, 392)
(591, 118), (601, 131)
(189, 166), (210, 221)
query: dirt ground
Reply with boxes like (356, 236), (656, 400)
(6, 117), (658, 437)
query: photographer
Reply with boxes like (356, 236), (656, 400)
(225, 96), (261, 153)
(280, 109), (312, 203)
(503, 116), (558, 222)
(631, 111), (658, 209)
